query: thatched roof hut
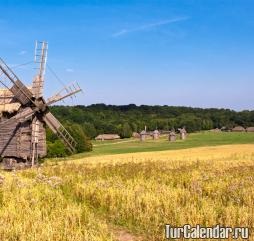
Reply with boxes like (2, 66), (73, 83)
(95, 134), (120, 141)
(232, 126), (245, 132)
(246, 127), (254, 132)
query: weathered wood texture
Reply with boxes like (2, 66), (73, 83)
(0, 119), (46, 160)
(10, 80), (33, 105)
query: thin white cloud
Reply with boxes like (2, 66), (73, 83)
(66, 68), (74, 72)
(112, 17), (189, 37)
(18, 50), (27, 55)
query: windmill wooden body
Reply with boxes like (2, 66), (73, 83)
(0, 41), (82, 169)
(178, 127), (187, 140)
(152, 130), (160, 140)
(169, 130), (176, 142)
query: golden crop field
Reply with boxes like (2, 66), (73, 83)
(0, 144), (254, 241)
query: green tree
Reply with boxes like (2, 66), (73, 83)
(82, 122), (97, 138)
(201, 119), (214, 130)
(47, 140), (68, 157)
(66, 123), (93, 152)
(120, 122), (132, 138)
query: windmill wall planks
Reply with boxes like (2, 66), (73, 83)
(0, 118), (46, 160)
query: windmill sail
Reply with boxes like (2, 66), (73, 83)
(43, 112), (77, 153)
(47, 82), (82, 105)
(32, 41), (48, 98)
(0, 58), (34, 105)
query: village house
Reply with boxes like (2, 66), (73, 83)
(232, 126), (245, 132)
(95, 134), (120, 141)
(246, 127), (254, 132)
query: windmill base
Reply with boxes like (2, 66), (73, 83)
(2, 157), (32, 171)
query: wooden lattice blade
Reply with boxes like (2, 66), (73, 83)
(43, 111), (77, 153)
(0, 58), (34, 105)
(46, 82), (82, 105)
(32, 41), (48, 98)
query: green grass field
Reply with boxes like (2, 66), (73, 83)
(71, 132), (254, 159)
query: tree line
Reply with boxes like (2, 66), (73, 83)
(46, 104), (254, 157)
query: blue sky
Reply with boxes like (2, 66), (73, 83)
(1, 0), (254, 110)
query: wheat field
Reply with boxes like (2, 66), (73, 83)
(0, 144), (254, 240)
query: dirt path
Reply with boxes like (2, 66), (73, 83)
(111, 227), (145, 241)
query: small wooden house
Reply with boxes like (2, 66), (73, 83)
(152, 130), (160, 140)
(95, 134), (120, 141)
(232, 126), (245, 132)
(246, 127), (254, 132)
(169, 131), (176, 142)
(179, 128), (187, 140)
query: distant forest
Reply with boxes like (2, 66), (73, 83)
(51, 104), (254, 136)
(46, 104), (254, 157)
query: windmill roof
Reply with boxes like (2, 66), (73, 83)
(95, 134), (120, 140)
(232, 126), (245, 131)
(0, 87), (32, 112)
(0, 88), (14, 97)
(0, 87), (32, 98)
(0, 88), (14, 105)
(0, 103), (21, 113)
(246, 127), (254, 132)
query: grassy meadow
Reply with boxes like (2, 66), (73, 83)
(82, 131), (254, 157)
(0, 132), (254, 240)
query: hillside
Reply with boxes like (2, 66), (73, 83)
(50, 104), (254, 139)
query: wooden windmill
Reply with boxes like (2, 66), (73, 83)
(0, 41), (82, 169)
